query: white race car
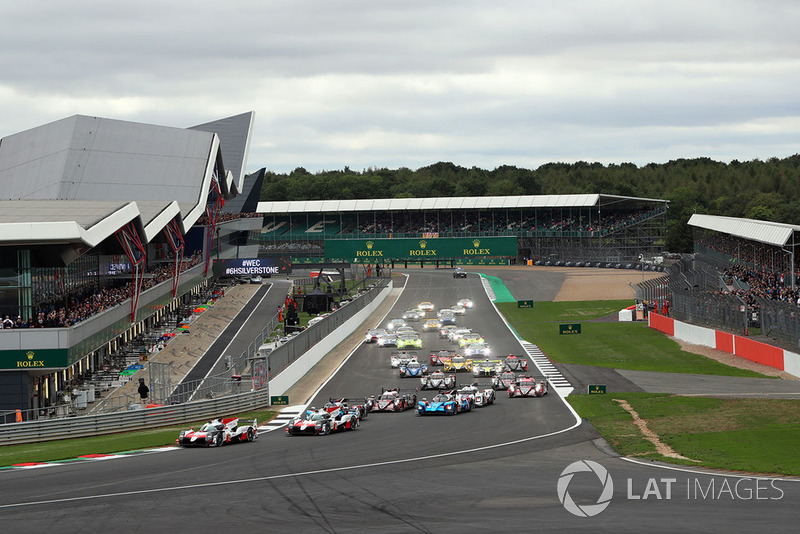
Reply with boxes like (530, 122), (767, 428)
(390, 351), (419, 368)
(420, 370), (457, 390)
(454, 383), (495, 407)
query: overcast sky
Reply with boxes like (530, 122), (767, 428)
(2, 1), (798, 174)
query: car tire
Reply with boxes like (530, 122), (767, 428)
(351, 418), (359, 430)
(247, 428), (254, 442)
(214, 433), (223, 447)
(321, 424), (330, 435)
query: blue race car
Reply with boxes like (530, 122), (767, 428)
(399, 359), (428, 378)
(416, 392), (471, 415)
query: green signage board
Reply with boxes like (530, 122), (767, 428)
(324, 236), (517, 262)
(271, 395), (290, 405)
(0, 348), (70, 371)
(559, 323), (582, 335)
(588, 384), (607, 394)
(517, 300), (534, 308)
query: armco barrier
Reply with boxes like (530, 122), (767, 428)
(648, 313), (797, 377)
(0, 389), (271, 446)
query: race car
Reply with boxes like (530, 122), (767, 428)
(399, 359), (428, 378)
(402, 309), (423, 322)
(507, 375), (549, 398)
(369, 388), (417, 412)
(443, 355), (473, 373)
(430, 349), (456, 366)
(177, 417), (258, 447)
(439, 325), (458, 339)
(464, 343), (492, 358)
(385, 318), (407, 332)
(420, 370), (457, 390)
(422, 318), (442, 332)
(395, 326), (417, 335)
(457, 298), (474, 309)
(418, 301), (435, 312)
(491, 370), (518, 390)
(390, 351), (419, 368)
(365, 328), (387, 343)
(453, 267), (467, 278)
(450, 304), (466, 316)
(325, 397), (374, 420)
(503, 354), (529, 372)
(416, 392), (471, 415)
(458, 332), (485, 348)
(285, 407), (359, 436)
(438, 310), (457, 325)
(471, 358), (503, 377)
(454, 383), (495, 407)
(377, 333), (397, 347)
(448, 328), (473, 343)
(396, 333), (423, 350)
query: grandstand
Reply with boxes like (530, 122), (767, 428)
(0, 112), (259, 419)
(256, 194), (668, 264)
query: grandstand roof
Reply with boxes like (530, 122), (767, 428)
(256, 193), (665, 214)
(688, 214), (800, 247)
(0, 113), (254, 256)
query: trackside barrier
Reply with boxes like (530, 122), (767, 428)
(0, 389), (271, 447)
(647, 313), (798, 378)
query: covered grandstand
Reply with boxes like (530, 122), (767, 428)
(256, 193), (668, 264)
(0, 112), (258, 418)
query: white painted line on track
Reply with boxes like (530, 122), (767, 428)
(619, 457), (800, 482)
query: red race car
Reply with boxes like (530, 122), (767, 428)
(369, 388), (417, 412)
(507, 375), (548, 398)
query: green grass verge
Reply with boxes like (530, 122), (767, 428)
(497, 301), (771, 378)
(0, 410), (277, 467)
(568, 393), (800, 475)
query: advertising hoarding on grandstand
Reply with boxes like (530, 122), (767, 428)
(325, 237), (517, 261)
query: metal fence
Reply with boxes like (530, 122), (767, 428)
(0, 389), (271, 446)
(755, 297), (800, 349)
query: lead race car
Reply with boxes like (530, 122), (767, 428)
(420, 370), (457, 390)
(507, 375), (549, 398)
(177, 417), (258, 447)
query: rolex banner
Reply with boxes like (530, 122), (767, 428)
(325, 237), (517, 261)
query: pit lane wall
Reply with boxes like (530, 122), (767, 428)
(648, 313), (800, 378)
(268, 280), (393, 397)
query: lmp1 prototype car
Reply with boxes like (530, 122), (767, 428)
(454, 383), (496, 407)
(416, 391), (471, 415)
(420, 370), (457, 390)
(369, 388), (417, 412)
(443, 355), (473, 373)
(390, 351), (419, 368)
(503, 354), (529, 372)
(491, 370), (518, 390)
(177, 417), (258, 447)
(285, 407), (360, 436)
(325, 397), (374, 420)
(430, 349), (456, 366)
(507, 375), (549, 398)
(471, 358), (503, 377)
(399, 359), (428, 378)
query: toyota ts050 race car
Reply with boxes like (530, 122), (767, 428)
(471, 358), (503, 377)
(454, 383), (495, 407)
(369, 388), (417, 412)
(507, 375), (549, 398)
(325, 397), (374, 420)
(491, 370), (518, 390)
(416, 392), (471, 415)
(390, 351), (419, 368)
(503, 354), (529, 372)
(420, 370), (457, 390)
(177, 417), (258, 447)
(399, 359), (428, 378)
(443, 355), (473, 372)
(285, 407), (360, 436)
(429, 349), (456, 366)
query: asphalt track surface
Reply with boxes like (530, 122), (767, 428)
(1, 271), (799, 533)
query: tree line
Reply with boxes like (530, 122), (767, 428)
(258, 156), (800, 252)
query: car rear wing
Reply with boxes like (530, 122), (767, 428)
(380, 387), (419, 395)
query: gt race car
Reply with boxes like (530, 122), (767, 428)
(457, 298), (474, 309)
(377, 333), (398, 347)
(507, 376), (549, 398)
(464, 343), (492, 358)
(396, 333), (423, 350)
(365, 328), (387, 343)
(453, 267), (467, 278)
(177, 417), (258, 447)
(420, 370), (457, 390)
(369, 388), (417, 412)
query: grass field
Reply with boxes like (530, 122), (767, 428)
(496, 300), (770, 378)
(0, 410), (277, 467)
(567, 393), (800, 475)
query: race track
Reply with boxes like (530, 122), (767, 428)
(1, 270), (798, 533)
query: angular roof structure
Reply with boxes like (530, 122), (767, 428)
(688, 214), (800, 247)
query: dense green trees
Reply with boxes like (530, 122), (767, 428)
(258, 155), (800, 252)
